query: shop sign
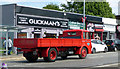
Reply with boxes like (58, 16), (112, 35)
(34, 28), (41, 32)
(16, 14), (68, 28)
(87, 23), (94, 32)
(103, 25), (115, 32)
(68, 21), (83, 29)
(87, 23), (103, 32)
(94, 24), (103, 29)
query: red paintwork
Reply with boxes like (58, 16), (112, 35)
(13, 29), (92, 58)
(40, 48), (50, 57)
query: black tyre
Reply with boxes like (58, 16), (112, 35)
(79, 47), (87, 59)
(92, 48), (96, 54)
(61, 55), (67, 60)
(24, 52), (38, 62)
(104, 47), (108, 53)
(45, 48), (57, 62)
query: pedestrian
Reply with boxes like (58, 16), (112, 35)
(3, 38), (6, 54)
(3, 37), (13, 55)
(8, 37), (13, 55)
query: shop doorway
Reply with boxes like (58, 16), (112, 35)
(34, 34), (40, 38)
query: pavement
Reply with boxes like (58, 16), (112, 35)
(0, 54), (26, 61)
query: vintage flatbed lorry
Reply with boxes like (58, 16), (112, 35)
(13, 29), (92, 62)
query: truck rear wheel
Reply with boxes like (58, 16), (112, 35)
(79, 47), (87, 59)
(44, 48), (57, 62)
(24, 52), (38, 62)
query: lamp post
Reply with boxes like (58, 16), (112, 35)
(83, 0), (85, 30)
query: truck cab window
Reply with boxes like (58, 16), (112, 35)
(68, 32), (76, 35)
(83, 32), (85, 39)
(86, 32), (89, 39)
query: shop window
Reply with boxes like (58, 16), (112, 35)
(17, 32), (27, 38)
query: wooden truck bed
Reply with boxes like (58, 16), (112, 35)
(14, 38), (82, 48)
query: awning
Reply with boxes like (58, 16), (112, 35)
(0, 25), (27, 32)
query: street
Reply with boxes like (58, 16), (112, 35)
(2, 51), (119, 68)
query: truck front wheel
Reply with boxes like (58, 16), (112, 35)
(44, 48), (57, 62)
(24, 52), (38, 62)
(79, 47), (87, 59)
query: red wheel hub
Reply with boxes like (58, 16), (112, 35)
(50, 50), (56, 60)
(82, 49), (87, 57)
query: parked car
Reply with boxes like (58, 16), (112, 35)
(115, 39), (120, 50)
(91, 39), (108, 54)
(105, 39), (117, 51)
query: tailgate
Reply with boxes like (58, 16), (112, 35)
(13, 38), (38, 48)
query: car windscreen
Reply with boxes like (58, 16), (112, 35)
(91, 40), (97, 44)
(97, 40), (102, 44)
(115, 39), (120, 44)
(105, 40), (113, 45)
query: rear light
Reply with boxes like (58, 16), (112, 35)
(111, 42), (114, 45)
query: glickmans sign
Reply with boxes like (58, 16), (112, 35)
(16, 14), (68, 28)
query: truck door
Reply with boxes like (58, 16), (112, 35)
(85, 32), (91, 47)
(82, 32), (91, 47)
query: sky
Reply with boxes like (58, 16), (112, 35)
(0, 0), (120, 15)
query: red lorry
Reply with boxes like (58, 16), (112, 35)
(14, 29), (92, 62)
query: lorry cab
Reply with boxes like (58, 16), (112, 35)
(59, 29), (91, 47)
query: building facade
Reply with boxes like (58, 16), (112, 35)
(0, 4), (104, 40)
(102, 18), (117, 41)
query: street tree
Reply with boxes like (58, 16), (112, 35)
(61, 2), (115, 18)
(43, 3), (62, 11)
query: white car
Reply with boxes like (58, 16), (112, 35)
(91, 39), (108, 54)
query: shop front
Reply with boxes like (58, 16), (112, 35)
(102, 18), (117, 41)
(16, 14), (68, 38)
(103, 25), (116, 40)
(87, 22), (104, 41)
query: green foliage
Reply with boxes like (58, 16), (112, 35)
(43, 3), (62, 11)
(61, 2), (115, 18)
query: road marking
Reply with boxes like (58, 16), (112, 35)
(94, 63), (119, 68)
(88, 56), (103, 59)
(88, 52), (118, 56)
